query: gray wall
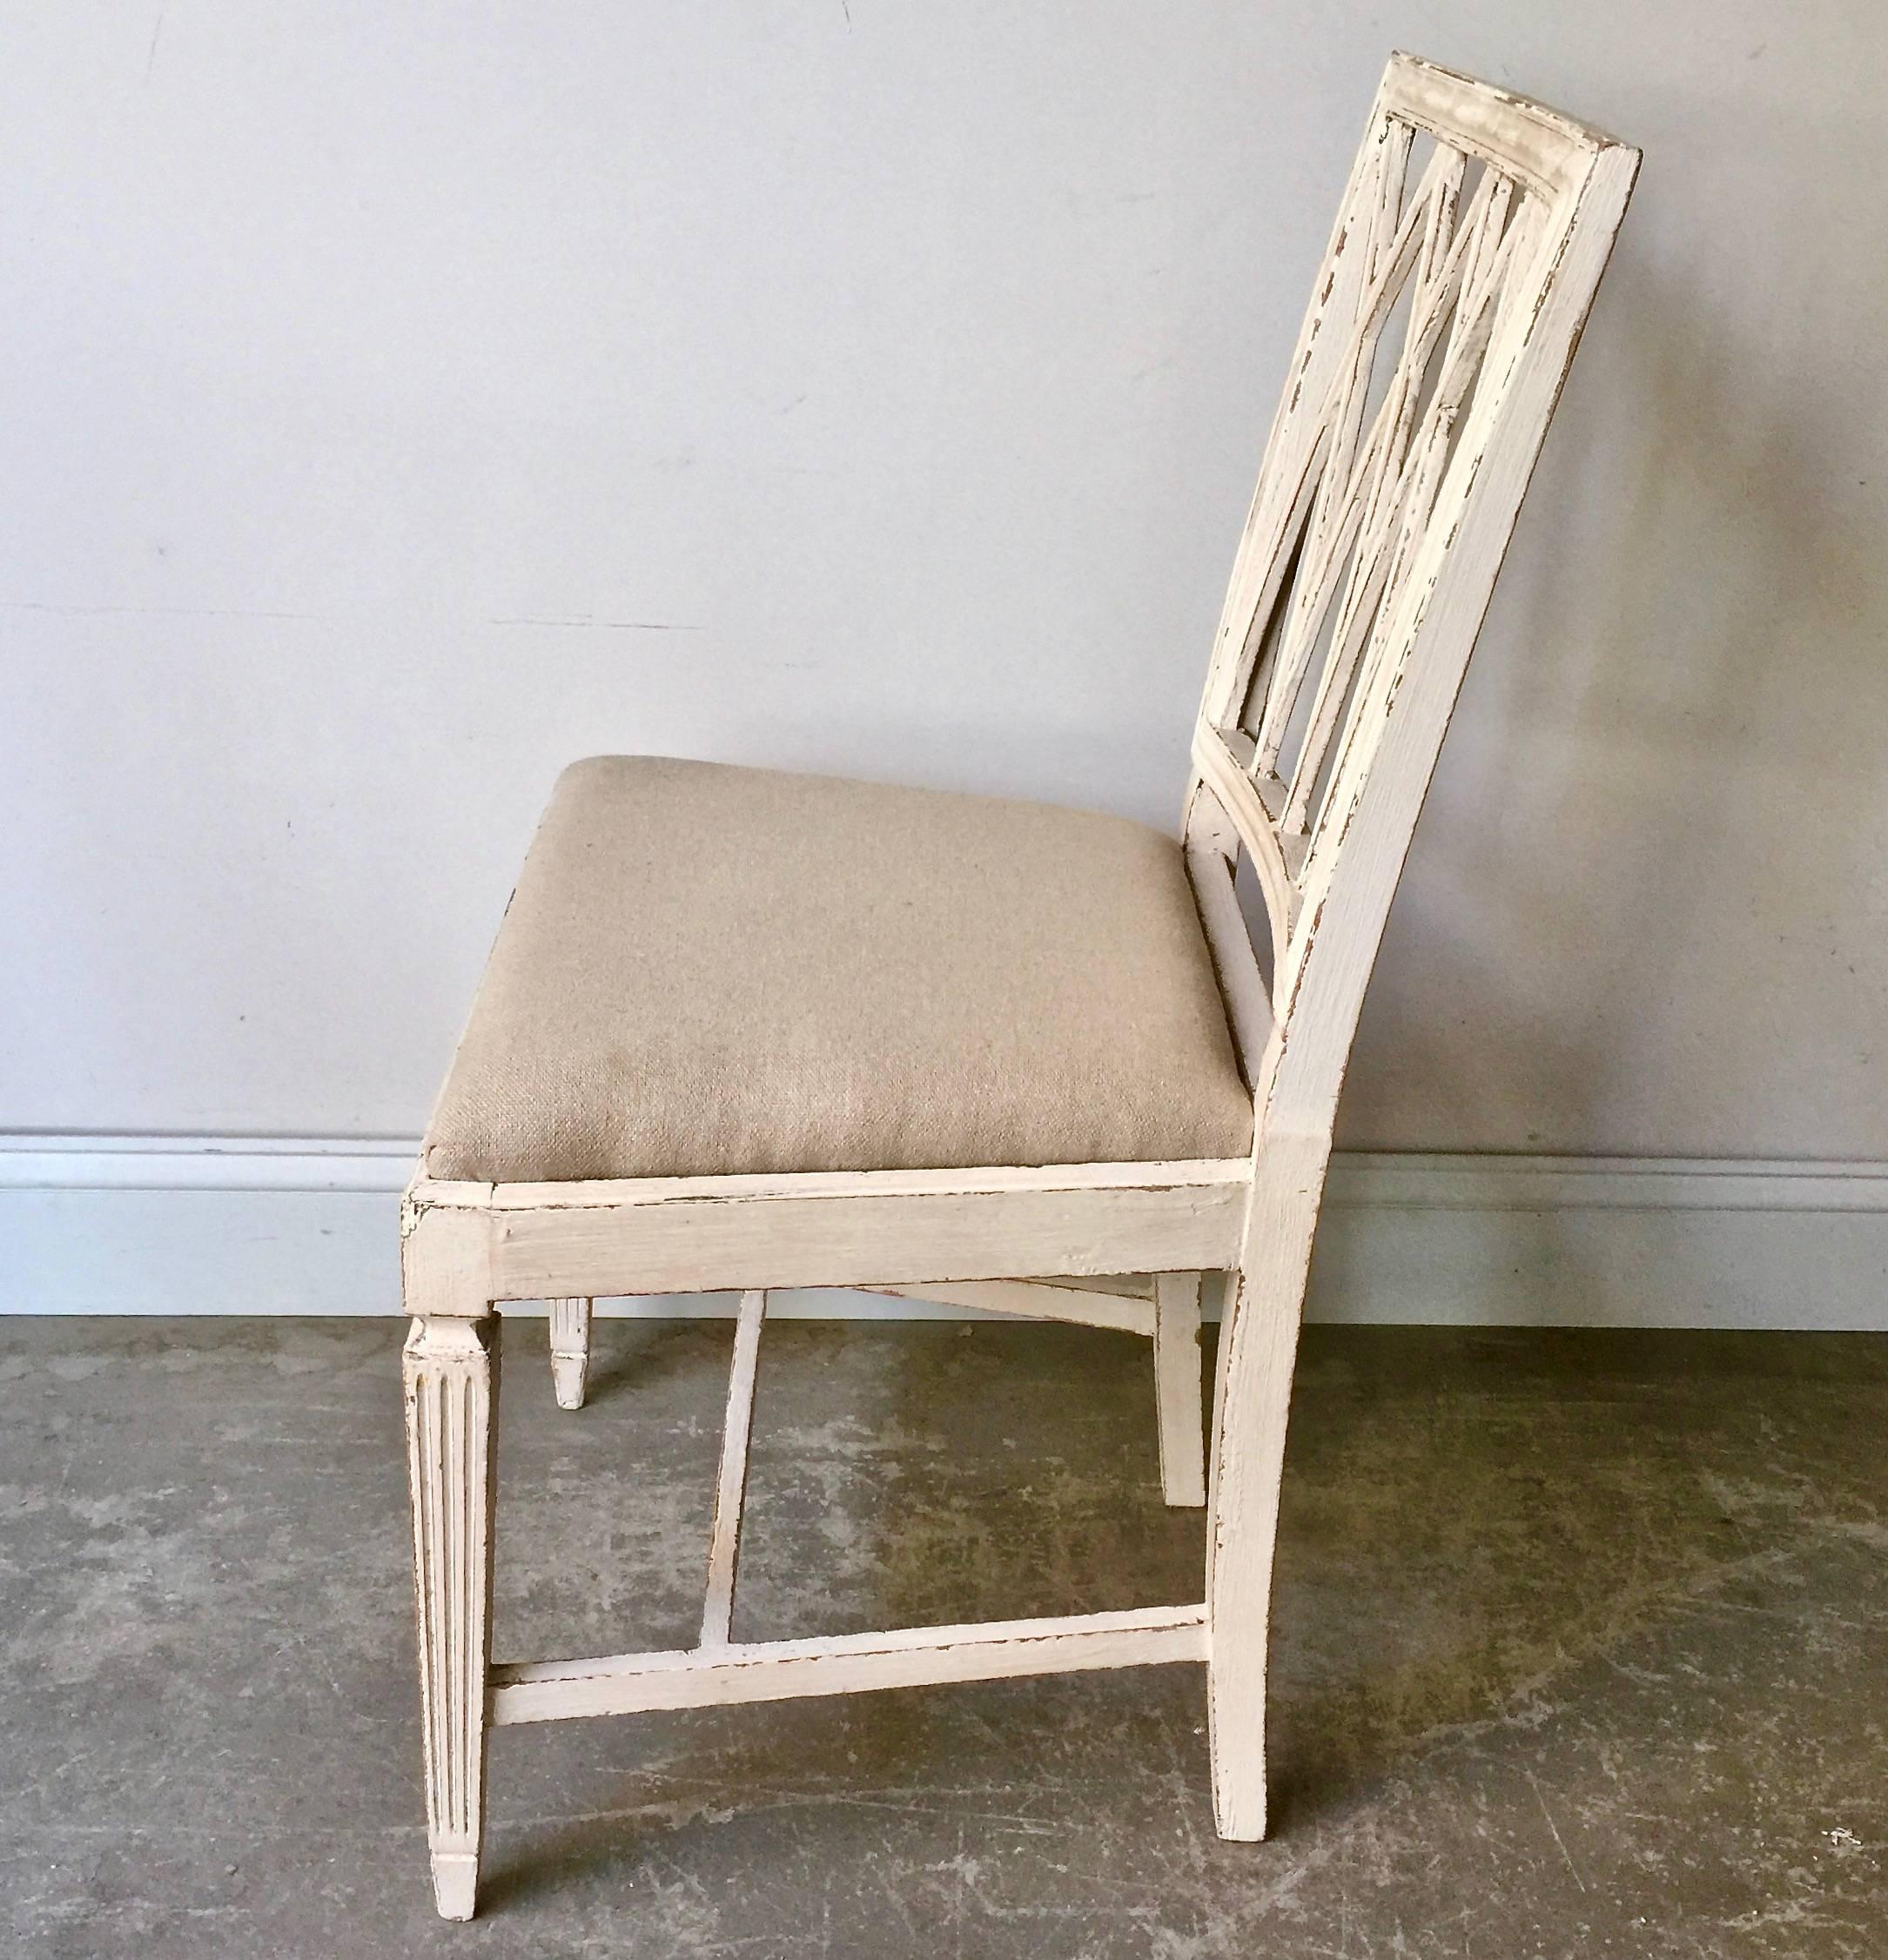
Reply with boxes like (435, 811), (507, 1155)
(4, 3), (1885, 1162)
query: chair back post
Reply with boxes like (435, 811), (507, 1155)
(1186, 49), (1639, 1158)
(1192, 53), (1639, 1839)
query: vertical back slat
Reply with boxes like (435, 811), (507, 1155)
(1200, 104), (1410, 735)
(1252, 142), (1462, 774)
(1280, 164), (1510, 829)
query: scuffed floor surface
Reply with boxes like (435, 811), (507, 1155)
(0, 1318), (1885, 1957)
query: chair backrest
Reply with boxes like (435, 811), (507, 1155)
(1184, 52), (1637, 1146)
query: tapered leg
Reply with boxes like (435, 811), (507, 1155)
(403, 1313), (499, 1920)
(1206, 1144), (1325, 1840)
(548, 1296), (592, 1409)
(1152, 1272), (1206, 1507)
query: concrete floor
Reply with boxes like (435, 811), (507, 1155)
(0, 1317), (1884, 1957)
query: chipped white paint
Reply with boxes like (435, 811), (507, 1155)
(401, 1313), (497, 1923)
(1185, 54), (1636, 1841)
(547, 1296), (590, 1409)
(400, 52), (1637, 1915)
(490, 1603), (1210, 1725)
(700, 1289), (765, 1648)
(1153, 1272), (1206, 1507)
(412, 1159), (1250, 1303)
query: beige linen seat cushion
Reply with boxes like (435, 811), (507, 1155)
(421, 757), (1253, 1184)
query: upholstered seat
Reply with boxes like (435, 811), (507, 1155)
(421, 755), (1254, 1185)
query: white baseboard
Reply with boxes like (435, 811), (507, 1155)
(3, 1135), (1886, 1330)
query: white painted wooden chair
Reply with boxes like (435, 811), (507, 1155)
(400, 53), (1636, 1919)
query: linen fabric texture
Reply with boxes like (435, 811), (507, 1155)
(422, 756), (1253, 1185)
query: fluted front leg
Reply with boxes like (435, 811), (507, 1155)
(548, 1297), (592, 1409)
(403, 1313), (499, 1920)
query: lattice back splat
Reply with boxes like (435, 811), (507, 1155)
(1185, 53), (1637, 1143)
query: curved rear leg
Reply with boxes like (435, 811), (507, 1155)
(1206, 1144), (1325, 1839)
